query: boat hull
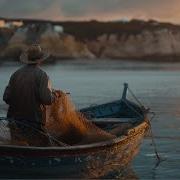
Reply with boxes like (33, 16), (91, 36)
(0, 121), (149, 178)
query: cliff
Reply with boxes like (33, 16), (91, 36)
(87, 29), (180, 61)
(0, 18), (180, 62)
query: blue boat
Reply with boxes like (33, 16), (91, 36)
(0, 83), (150, 178)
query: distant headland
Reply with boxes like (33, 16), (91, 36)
(1, 17), (180, 63)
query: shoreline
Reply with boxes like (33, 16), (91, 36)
(1, 56), (180, 65)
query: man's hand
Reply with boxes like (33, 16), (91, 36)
(52, 89), (63, 99)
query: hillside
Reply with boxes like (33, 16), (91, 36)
(1, 17), (180, 62)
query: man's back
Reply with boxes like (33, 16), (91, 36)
(3, 64), (54, 126)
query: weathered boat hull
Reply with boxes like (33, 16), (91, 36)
(0, 121), (149, 178)
(0, 83), (150, 178)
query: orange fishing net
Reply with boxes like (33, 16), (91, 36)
(45, 90), (116, 145)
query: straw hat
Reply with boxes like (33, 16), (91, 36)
(20, 44), (49, 64)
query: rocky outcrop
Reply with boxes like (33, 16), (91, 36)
(0, 23), (95, 61)
(87, 29), (180, 60)
(1, 19), (180, 62)
(39, 24), (95, 59)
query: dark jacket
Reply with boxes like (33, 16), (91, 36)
(3, 65), (55, 127)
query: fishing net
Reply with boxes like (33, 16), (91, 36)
(0, 119), (54, 146)
(8, 122), (51, 146)
(45, 90), (116, 145)
(0, 90), (116, 146)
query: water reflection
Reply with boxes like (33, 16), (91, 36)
(102, 166), (138, 179)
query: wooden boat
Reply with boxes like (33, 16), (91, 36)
(0, 83), (150, 178)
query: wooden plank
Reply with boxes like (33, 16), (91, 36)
(91, 118), (138, 124)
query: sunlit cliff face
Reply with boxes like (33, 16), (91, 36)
(0, 0), (180, 24)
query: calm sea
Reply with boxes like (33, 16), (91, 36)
(0, 59), (180, 179)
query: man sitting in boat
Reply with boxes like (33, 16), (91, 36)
(3, 44), (57, 146)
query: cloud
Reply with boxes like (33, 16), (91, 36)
(0, 0), (179, 24)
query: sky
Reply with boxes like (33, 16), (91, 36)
(0, 0), (179, 24)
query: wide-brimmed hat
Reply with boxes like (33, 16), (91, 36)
(20, 44), (49, 64)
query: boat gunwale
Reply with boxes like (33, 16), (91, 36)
(0, 121), (148, 157)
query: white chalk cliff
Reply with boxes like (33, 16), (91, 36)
(87, 29), (180, 60)
(1, 21), (180, 61)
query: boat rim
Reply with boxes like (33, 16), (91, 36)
(0, 121), (147, 151)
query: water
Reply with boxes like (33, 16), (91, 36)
(0, 59), (180, 179)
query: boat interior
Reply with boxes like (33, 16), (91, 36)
(0, 116), (143, 147)
(0, 84), (147, 147)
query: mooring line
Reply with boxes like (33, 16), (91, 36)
(148, 112), (166, 169)
(125, 85), (164, 169)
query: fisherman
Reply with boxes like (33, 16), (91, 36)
(3, 44), (57, 146)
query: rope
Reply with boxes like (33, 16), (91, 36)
(16, 119), (69, 147)
(121, 99), (144, 119)
(125, 86), (163, 168)
(123, 100), (163, 168)
(148, 112), (166, 169)
(0, 118), (69, 147)
(127, 86), (144, 107)
(148, 113), (160, 160)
